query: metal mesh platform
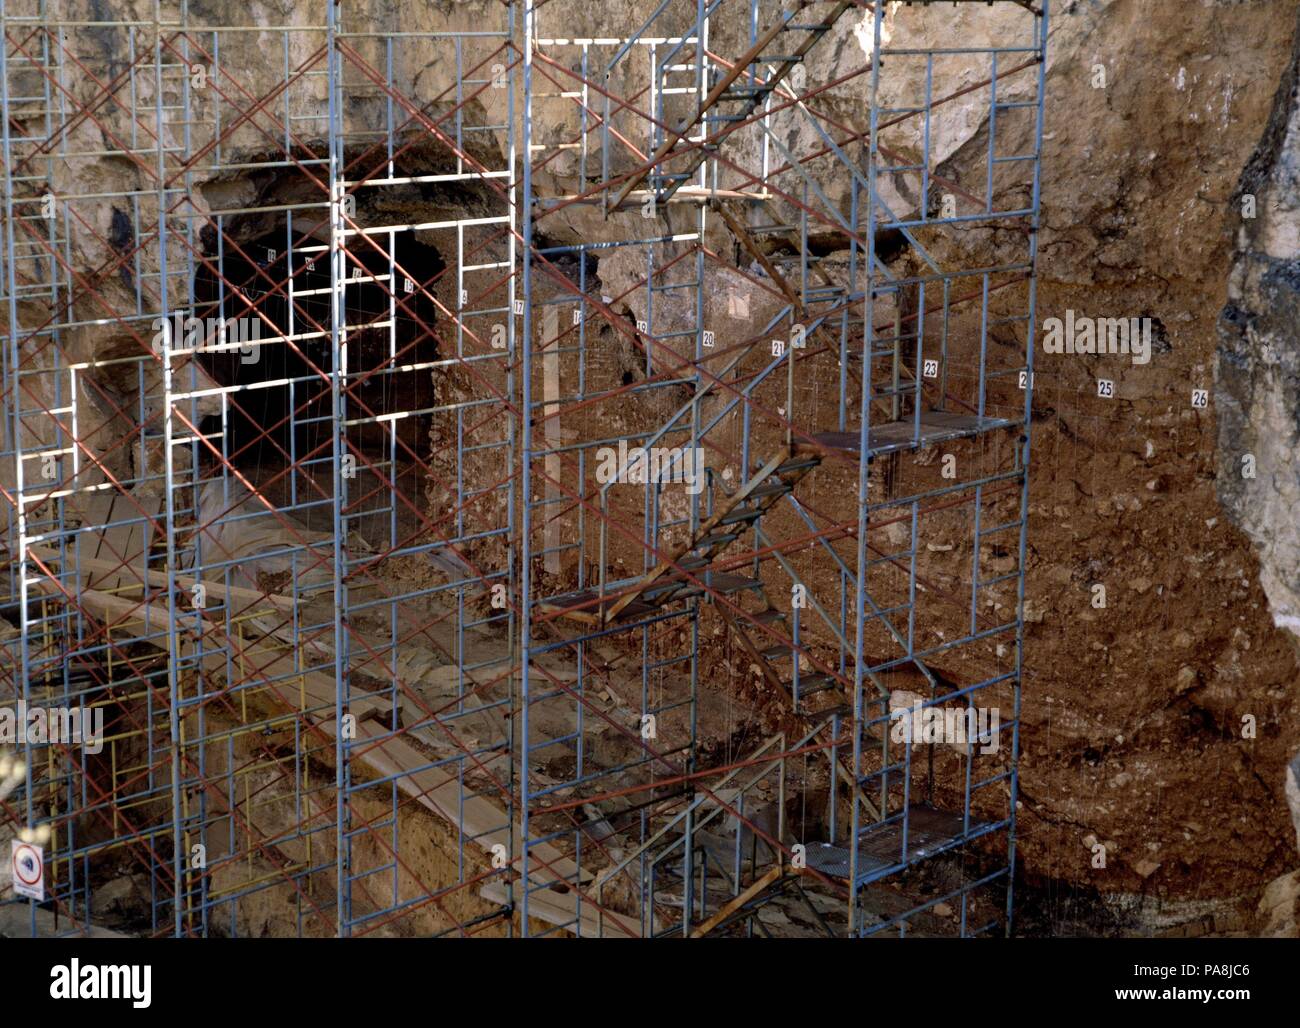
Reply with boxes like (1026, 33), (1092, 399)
(805, 806), (997, 885)
(802, 412), (1015, 458)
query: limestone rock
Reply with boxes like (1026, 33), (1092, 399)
(1252, 869), (1300, 938)
(1288, 751), (1300, 857)
(1216, 9), (1300, 643)
(90, 874), (151, 927)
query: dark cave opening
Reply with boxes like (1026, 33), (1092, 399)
(192, 224), (446, 487)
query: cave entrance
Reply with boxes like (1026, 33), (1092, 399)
(193, 225), (444, 513)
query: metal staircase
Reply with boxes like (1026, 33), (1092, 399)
(605, 0), (855, 213)
(543, 445), (821, 626)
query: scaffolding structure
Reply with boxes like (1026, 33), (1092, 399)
(0, 0), (1047, 938)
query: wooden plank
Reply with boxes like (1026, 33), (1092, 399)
(29, 577), (170, 631)
(317, 718), (595, 887)
(28, 545), (294, 615)
(689, 866), (782, 938)
(196, 641), (388, 719)
(547, 187), (766, 204)
(479, 880), (643, 939)
(194, 651), (613, 918)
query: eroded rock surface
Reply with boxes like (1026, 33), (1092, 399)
(1217, 10), (1300, 641)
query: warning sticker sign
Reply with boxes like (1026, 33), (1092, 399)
(10, 839), (44, 901)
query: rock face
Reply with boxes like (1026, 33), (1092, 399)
(1217, 9), (1300, 642)
(1253, 869), (1300, 938)
(1289, 752), (1300, 855)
